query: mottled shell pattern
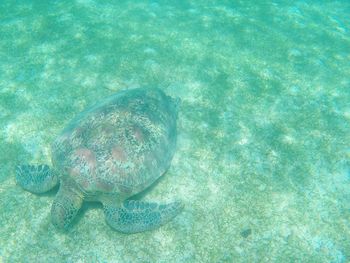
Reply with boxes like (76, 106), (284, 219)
(51, 88), (179, 198)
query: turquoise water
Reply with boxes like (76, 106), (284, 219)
(1, 0), (350, 262)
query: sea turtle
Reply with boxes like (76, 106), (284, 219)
(16, 87), (183, 233)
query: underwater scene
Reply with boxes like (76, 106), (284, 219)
(1, 0), (350, 262)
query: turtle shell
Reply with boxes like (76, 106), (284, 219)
(51, 88), (178, 197)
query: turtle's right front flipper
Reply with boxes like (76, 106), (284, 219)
(16, 164), (59, 194)
(103, 200), (183, 233)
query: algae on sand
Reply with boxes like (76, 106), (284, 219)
(1, 0), (350, 262)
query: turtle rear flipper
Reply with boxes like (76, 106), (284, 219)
(16, 164), (59, 194)
(103, 200), (183, 233)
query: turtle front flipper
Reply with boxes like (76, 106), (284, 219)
(51, 179), (84, 230)
(103, 200), (183, 233)
(16, 164), (59, 194)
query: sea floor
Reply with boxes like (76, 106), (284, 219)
(1, 1), (350, 262)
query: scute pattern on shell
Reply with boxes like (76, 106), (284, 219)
(51, 88), (178, 196)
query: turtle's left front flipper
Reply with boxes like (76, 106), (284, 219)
(103, 200), (183, 233)
(16, 164), (59, 194)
